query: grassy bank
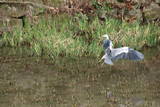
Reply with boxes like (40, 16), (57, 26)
(1, 14), (160, 58)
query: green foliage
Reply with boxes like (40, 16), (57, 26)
(1, 14), (160, 58)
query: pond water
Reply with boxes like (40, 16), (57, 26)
(0, 47), (160, 107)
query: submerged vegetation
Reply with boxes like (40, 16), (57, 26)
(1, 14), (159, 58)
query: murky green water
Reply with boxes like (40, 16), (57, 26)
(0, 47), (160, 107)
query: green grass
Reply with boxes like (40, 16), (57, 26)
(1, 14), (160, 58)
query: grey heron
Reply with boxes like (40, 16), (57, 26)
(101, 34), (144, 65)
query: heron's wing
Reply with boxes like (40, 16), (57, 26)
(111, 47), (129, 57)
(127, 50), (144, 60)
(102, 54), (113, 65)
(111, 47), (144, 61)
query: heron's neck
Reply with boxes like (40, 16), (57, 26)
(108, 40), (113, 49)
(109, 45), (113, 49)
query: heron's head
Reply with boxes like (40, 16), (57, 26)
(102, 34), (109, 40)
(102, 34), (113, 49)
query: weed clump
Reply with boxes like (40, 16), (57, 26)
(1, 3), (160, 58)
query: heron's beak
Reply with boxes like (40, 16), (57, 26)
(102, 34), (109, 40)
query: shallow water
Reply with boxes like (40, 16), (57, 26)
(0, 47), (160, 107)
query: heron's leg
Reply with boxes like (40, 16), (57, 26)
(101, 62), (105, 66)
(109, 65), (112, 71)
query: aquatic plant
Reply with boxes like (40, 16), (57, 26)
(1, 13), (160, 58)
